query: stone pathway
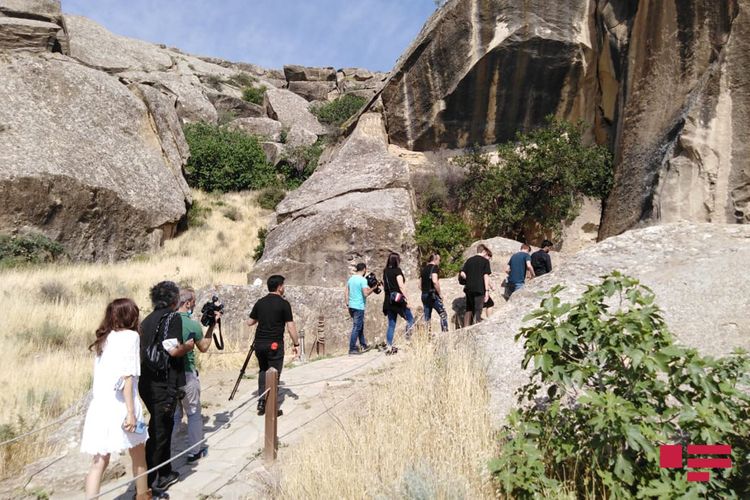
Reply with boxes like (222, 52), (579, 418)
(43, 350), (392, 499)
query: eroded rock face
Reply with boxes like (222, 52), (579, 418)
(0, 0), (68, 53)
(378, 0), (749, 236)
(0, 54), (189, 260)
(253, 114), (417, 286)
(471, 223), (750, 421)
(379, 0), (596, 151)
(601, 0), (750, 236)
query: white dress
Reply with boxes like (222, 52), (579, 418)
(80, 329), (148, 455)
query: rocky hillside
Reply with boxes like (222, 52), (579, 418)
(0, 0), (384, 261)
(374, 0), (750, 237)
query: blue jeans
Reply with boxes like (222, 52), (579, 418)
(421, 292), (448, 332)
(349, 308), (367, 352)
(386, 308), (414, 346)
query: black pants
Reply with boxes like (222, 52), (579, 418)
(139, 380), (177, 487)
(255, 343), (284, 404)
(465, 292), (485, 325)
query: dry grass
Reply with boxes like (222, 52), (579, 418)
(0, 190), (269, 477)
(276, 332), (498, 499)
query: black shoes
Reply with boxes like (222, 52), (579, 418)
(257, 398), (282, 416)
(186, 448), (208, 463)
(153, 471), (179, 492)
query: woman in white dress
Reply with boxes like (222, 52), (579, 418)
(80, 298), (151, 499)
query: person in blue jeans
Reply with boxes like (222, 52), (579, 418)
(344, 263), (375, 355)
(420, 253), (449, 332)
(382, 252), (414, 355)
(504, 243), (536, 299)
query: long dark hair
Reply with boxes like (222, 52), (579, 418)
(90, 298), (140, 356)
(385, 252), (401, 271)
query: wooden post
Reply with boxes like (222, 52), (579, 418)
(298, 329), (306, 363)
(316, 315), (325, 356)
(263, 367), (278, 462)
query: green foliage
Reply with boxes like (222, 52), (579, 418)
(279, 127), (289, 144)
(415, 210), (471, 276)
(311, 94), (367, 126)
(491, 272), (750, 499)
(253, 227), (268, 261)
(258, 186), (287, 210)
(280, 139), (326, 188)
(184, 122), (276, 192)
(228, 72), (256, 87)
(242, 85), (267, 105)
(457, 117), (612, 241)
(0, 233), (65, 268)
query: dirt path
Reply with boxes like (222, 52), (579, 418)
(3, 350), (395, 499)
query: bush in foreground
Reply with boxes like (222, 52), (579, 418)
(491, 272), (750, 498)
(184, 122), (276, 192)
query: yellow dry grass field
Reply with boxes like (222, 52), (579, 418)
(276, 333), (498, 499)
(0, 190), (268, 476)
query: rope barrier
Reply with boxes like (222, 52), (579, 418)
(90, 388), (270, 499)
(0, 408), (84, 447)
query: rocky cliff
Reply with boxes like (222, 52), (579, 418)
(0, 0), (383, 260)
(374, 0), (749, 237)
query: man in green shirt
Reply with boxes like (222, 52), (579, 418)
(173, 287), (219, 462)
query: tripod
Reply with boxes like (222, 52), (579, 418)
(229, 334), (256, 401)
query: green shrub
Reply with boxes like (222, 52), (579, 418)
(242, 85), (267, 105)
(311, 94), (367, 126)
(228, 73), (256, 88)
(217, 110), (237, 126)
(280, 139), (326, 188)
(258, 186), (287, 210)
(415, 210), (471, 276)
(457, 117), (612, 241)
(253, 227), (268, 261)
(0, 233), (64, 268)
(491, 272), (750, 499)
(184, 122), (276, 192)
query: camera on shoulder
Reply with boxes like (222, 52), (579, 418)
(365, 272), (382, 294)
(200, 295), (225, 327)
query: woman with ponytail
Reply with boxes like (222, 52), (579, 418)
(80, 298), (151, 499)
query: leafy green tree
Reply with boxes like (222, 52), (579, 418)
(458, 117), (612, 241)
(491, 273), (750, 498)
(0, 233), (65, 268)
(415, 210), (471, 276)
(183, 122), (276, 192)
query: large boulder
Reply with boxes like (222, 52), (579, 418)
(227, 117), (283, 141)
(277, 113), (411, 215)
(287, 80), (337, 102)
(0, 53), (190, 260)
(471, 223), (750, 422)
(264, 87), (325, 135)
(251, 188), (416, 287)
(283, 64), (336, 82)
(0, 0), (68, 53)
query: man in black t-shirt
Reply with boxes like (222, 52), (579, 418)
(139, 281), (194, 495)
(460, 244), (492, 327)
(531, 240), (553, 277)
(247, 275), (299, 416)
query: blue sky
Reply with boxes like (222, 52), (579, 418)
(62, 0), (437, 72)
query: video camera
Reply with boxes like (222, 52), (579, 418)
(200, 295), (224, 327)
(365, 272), (383, 294)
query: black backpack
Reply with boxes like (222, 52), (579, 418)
(144, 312), (176, 377)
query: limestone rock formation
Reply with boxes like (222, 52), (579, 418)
(376, 0), (749, 237)
(0, 0), (68, 53)
(252, 113), (416, 286)
(227, 117), (283, 141)
(0, 53), (189, 260)
(264, 87), (325, 135)
(283, 64), (336, 82)
(471, 223), (750, 421)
